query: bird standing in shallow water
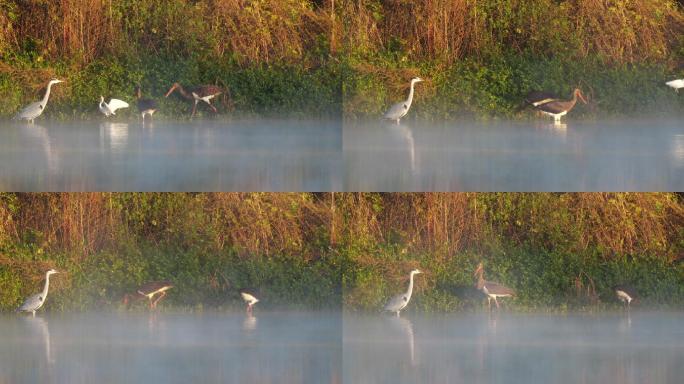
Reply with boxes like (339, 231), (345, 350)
(239, 289), (260, 314)
(134, 86), (158, 123)
(17, 269), (60, 316)
(123, 281), (174, 309)
(666, 79), (684, 93)
(383, 77), (424, 124)
(15, 79), (64, 123)
(384, 269), (422, 316)
(98, 96), (129, 117)
(165, 83), (224, 117)
(525, 88), (587, 123)
(614, 285), (637, 311)
(474, 262), (515, 310)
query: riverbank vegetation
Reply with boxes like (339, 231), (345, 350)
(2, 1), (683, 119)
(1, 193), (682, 313)
(339, 193), (684, 312)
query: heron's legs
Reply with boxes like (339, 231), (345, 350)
(487, 297), (491, 311)
(494, 297), (500, 309)
(151, 291), (167, 309)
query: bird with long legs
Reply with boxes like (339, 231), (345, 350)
(614, 285), (637, 311)
(17, 269), (60, 316)
(98, 96), (129, 117)
(474, 262), (515, 310)
(666, 79), (684, 92)
(123, 281), (174, 309)
(134, 86), (158, 123)
(164, 83), (225, 117)
(239, 288), (260, 314)
(383, 77), (424, 124)
(15, 79), (64, 123)
(383, 269), (422, 316)
(525, 88), (587, 123)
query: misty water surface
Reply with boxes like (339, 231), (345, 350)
(344, 119), (684, 191)
(0, 312), (340, 383)
(0, 119), (341, 191)
(343, 312), (684, 384)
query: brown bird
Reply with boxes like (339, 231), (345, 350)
(474, 262), (515, 310)
(164, 83), (224, 117)
(122, 281), (174, 309)
(525, 88), (587, 123)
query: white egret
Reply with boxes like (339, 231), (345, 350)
(614, 285), (637, 310)
(525, 88), (587, 123)
(15, 79), (64, 123)
(383, 269), (422, 316)
(383, 77), (424, 124)
(239, 289), (259, 314)
(134, 86), (158, 122)
(666, 79), (684, 92)
(474, 262), (515, 310)
(98, 96), (129, 116)
(165, 83), (224, 117)
(17, 269), (60, 316)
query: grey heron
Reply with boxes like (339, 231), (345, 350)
(614, 285), (637, 310)
(165, 83), (225, 117)
(15, 79), (64, 123)
(134, 86), (158, 122)
(474, 262), (515, 310)
(383, 269), (422, 316)
(666, 79), (684, 92)
(525, 88), (587, 123)
(98, 96), (130, 116)
(383, 77), (424, 124)
(239, 288), (259, 314)
(123, 281), (174, 309)
(17, 269), (60, 316)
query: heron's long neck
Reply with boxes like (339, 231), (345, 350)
(406, 273), (415, 299)
(568, 91), (578, 107)
(41, 273), (51, 298)
(177, 85), (192, 100)
(42, 83), (54, 106)
(406, 82), (416, 108)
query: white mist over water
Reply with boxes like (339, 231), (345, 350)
(344, 119), (684, 191)
(0, 119), (342, 191)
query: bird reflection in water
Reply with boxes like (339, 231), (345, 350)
(24, 316), (54, 365)
(388, 123), (417, 173)
(99, 122), (130, 152)
(243, 313), (258, 332)
(388, 316), (416, 366)
(22, 124), (59, 172)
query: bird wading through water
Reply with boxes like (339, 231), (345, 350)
(134, 86), (158, 123)
(614, 285), (637, 311)
(474, 262), (515, 310)
(17, 269), (60, 316)
(164, 83), (225, 117)
(666, 79), (684, 93)
(98, 96), (129, 117)
(384, 269), (422, 316)
(123, 281), (174, 309)
(383, 77), (424, 124)
(15, 79), (64, 123)
(239, 289), (260, 314)
(525, 88), (587, 123)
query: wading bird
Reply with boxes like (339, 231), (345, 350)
(239, 288), (260, 314)
(15, 79), (64, 123)
(384, 269), (422, 316)
(614, 285), (637, 310)
(525, 88), (587, 123)
(17, 269), (60, 316)
(98, 96), (129, 117)
(164, 83), (224, 117)
(134, 86), (158, 122)
(474, 262), (515, 310)
(383, 77), (424, 124)
(666, 79), (684, 93)
(123, 281), (174, 309)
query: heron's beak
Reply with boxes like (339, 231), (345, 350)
(164, 84), (177, 98)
